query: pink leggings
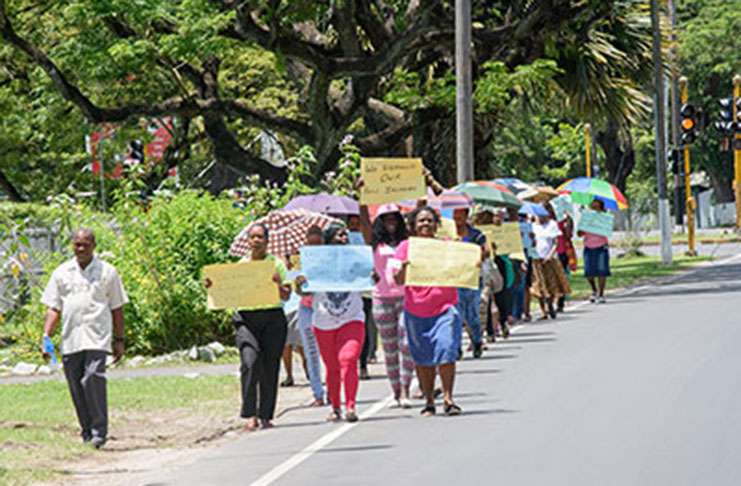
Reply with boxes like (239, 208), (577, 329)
(313, 321), (365, 411)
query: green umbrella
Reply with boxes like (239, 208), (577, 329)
(453, 181), (522, 209)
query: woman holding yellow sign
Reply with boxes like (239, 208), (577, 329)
(205, 223), (292, 432)
(393, 206), (465, 417)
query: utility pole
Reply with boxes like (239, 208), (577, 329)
(98, 136), (107, 211)
(455, 0), (474, 184)
(734, 75), (741, 230)
(585, 123), (592, 178)
(668, 0), (684, 229)
(650, 0), (672, 264)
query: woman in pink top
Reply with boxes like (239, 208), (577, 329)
(359, 203), (415, 408)
(393, 206), (463, 417)
(578, 199), (611, 303)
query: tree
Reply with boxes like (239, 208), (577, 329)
(677, 0), (741, 202)
(1, 0), (663, 195)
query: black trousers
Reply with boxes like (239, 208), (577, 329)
(62, 350), (108, 440)
(359, 297), (376, 368)
(494, 287), (515, 326)
(234, 308), (287, 420)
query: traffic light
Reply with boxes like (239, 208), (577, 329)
(715, 98), (735, 134)
(668, 148), (682, 175)
(680, 102), (696, 145)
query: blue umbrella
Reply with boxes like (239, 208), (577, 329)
(518, 201), (548, 217)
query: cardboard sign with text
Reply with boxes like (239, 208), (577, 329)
(478, 223), (525, 257)
(360, 158), (426, 205)
(204, 261), (280, 310)
(577, 210), (614, 239)
(405, 237), (480, 289)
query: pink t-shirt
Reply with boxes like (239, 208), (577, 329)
(394, 239), (459, 317)
(373, 243), (404, 298)
(584, 232), (609, 249)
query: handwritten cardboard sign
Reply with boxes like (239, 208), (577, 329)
(479, 223), (524, 256)
(204, 261), (280, 310)
(300, 245), (375, 292)
(550, 195), (573, 222)
(405, 237), (480, 289)
(360, 158), (426, 205)
(577, 210), (614, 238)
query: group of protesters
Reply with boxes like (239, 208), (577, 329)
(40, 174), (614, 447)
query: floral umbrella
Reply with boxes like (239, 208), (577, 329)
(230, 209), (341, 258)
(557, 177), (629, 211)
(282, 193), (359, 215)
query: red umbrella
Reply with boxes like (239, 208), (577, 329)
(229, 209), (341, 258)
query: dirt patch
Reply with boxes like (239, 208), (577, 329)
(31, 380), (321, 486)
(1, 441), (41, 451)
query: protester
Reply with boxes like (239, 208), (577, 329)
(349, 214), (379, 379)
(280, 309), (306, 387)
(358, 203), (415, 408)
(295, 223), (366, 423)
(207, 223), (291, 431)
(511, 213), (534, 322)
(295, 226), (325, 407)
(40, 228), (129, 448)
(531, 213), (571, 319)
(579, 199), (611, 303)
(543, 204), (575, 313)
(393, 206), (464, 416)
(452, 207), (487, 358)
(472, 209), (501, 343)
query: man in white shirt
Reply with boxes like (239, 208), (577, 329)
(40, 228), (129, 448)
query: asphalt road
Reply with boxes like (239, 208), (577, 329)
(147, 255), (741, 486)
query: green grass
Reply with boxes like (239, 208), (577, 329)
(0, 374), (240, 486)
(567, 254), (712, 300)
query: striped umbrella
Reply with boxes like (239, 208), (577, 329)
(492, 178), (534, 197)
(557, 177), (629, 211)
(427, 189), (474, 210)
(229, 209), (341, 258)
(454, 181), (522, 209)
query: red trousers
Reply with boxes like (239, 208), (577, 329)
(313, 321), (365, 411)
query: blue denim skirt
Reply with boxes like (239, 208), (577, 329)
(404, 306), (462, 367)
(583, 245), (611, 277)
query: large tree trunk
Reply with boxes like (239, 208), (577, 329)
(596, 119), (635, 194)
(705, 167), (734, 203)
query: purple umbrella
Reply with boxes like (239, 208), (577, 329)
(282, 194), (359, 215)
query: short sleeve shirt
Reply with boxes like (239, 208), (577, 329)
(394, 239), (459, 318)
(312, 291), (365, 331)
(41, 256), (128, 355)
(237, 254), (290, 311)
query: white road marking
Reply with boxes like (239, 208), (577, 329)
(249, 395), (395, 486)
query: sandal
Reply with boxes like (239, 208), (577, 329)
(345, 410), (359, 423)
(444, 402), (462, 416)
(326, 409), (342, 422)
(420, 405), (436, 416)
(280, 378), (294, 387)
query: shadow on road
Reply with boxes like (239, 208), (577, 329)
(318, 444), (394, 454)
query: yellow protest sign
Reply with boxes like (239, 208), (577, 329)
(203, 261), (280, 310)
(406, 237), (480, 289)
(360, 158), (426, 204)
(479, 223), (524, 257)
(437, 217), (458, 240)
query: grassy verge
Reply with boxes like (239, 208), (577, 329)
(0, 374), (241, 486)
(567, 254), (712, 300)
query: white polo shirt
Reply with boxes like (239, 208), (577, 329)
(41, 256), (129, 355)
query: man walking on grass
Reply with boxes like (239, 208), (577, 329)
(40, 228), (128, 448)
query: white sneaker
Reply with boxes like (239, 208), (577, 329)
(590, 293), (597, 303)
(598, 296), (607, 304)
(399, 397), (413, 409)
